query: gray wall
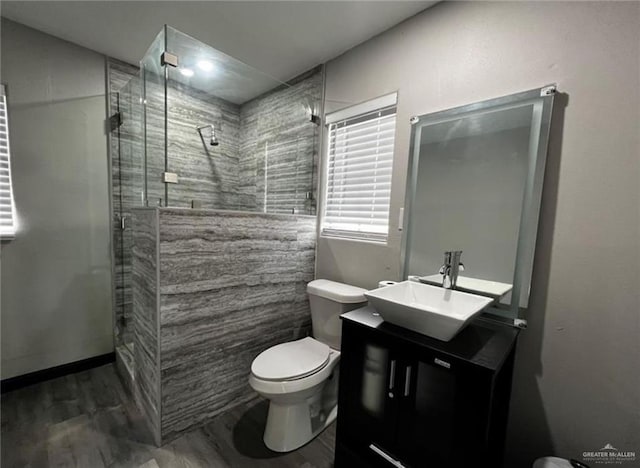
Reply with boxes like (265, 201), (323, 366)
(0, 19), (113, 379)
(317, 2), (640, 466)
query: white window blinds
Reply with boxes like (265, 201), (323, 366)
(322, 93), (397, 242)
(0, 85), (16, 238)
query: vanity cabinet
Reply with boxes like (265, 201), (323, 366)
(335, 306), (518, 468)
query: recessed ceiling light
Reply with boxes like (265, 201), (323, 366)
(180, 68), (194, 77)
(197, 60), (214, 72)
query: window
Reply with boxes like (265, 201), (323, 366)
(322, 93), (397, 242)
(0, 84), (16, 238)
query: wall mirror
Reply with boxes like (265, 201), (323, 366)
(402, 86), (556, 322)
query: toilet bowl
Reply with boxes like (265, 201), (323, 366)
(249, 279), (367, 452)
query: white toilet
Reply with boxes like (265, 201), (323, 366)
(249, 279), (367, 452)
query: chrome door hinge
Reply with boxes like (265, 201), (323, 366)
(108, 112), (122, 132)
(161, 52), (178, 68)
(163, 172), (179, 184)
(514, 318), (528, 329)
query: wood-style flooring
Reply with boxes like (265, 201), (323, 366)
(1, 364), (335, 468)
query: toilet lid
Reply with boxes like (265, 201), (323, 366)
(251, 337), (330, 381)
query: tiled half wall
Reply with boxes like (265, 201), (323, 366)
(131, 207), (317, 444)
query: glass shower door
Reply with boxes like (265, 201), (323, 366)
(113, 76), (143, 364)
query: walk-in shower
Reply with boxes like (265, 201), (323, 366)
(107, 25), (323, 391)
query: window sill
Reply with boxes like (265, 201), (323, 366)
(0, 233), (16, 242)
(320, 231), (388, 246)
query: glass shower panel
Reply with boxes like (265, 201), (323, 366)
(163, 26), (320, 213)
(141, 28), (167, 207)
(119, 77), (144, 209)
(254, 84), (320, 215)
(261, 135), (316, 214)
(260, 79), (321, 214)
(165, 25), (288, 106)
(262, 137), (302, 214)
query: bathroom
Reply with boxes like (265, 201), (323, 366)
(1, 1), (638, 468)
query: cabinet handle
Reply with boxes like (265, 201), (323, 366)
(388, 360), (396, 390)
(403, 365), (412, 397)
(369, 444), (406, 468)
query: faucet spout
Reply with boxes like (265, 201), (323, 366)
(440, 250), (464, 289)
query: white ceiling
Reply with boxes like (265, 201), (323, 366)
(0, 1), (436, 83)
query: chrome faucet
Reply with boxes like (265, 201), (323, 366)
(439, 250), (464, 289)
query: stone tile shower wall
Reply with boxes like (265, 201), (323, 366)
(131, 208), (161, 445)
(165, 82), (242, 210)
(107, 58), (322, 349)
(131, 207), (317, 443)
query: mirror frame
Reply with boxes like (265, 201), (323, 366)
(401, 85), (556, 323)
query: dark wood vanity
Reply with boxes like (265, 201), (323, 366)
(335, 306), (519, 468)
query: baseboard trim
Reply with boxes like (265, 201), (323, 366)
(1, 352), (115, 393)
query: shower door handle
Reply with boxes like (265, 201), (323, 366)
(120, 215), (128, 231)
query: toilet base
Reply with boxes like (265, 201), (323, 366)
(264, 400), (337, 452)
(249, 347), (341, 453)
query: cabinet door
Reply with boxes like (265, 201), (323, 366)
(337, 324), (404, 465)
(396, 351), (493, 468)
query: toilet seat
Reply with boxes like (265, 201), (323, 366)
(249, 349), (340, 397)
(251, 337), (331, 381)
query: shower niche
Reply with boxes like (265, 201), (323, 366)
(107, 25), (323, 421)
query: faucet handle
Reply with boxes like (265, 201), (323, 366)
(439, 264), (446, 275)
(444, 250), (462, 259)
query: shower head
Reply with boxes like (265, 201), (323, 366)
(210, 125), (219, 146)
(197, 124), (219, 147)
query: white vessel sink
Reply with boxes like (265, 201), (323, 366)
(419, 274), (513, 301)
(365, 280), (493, 341)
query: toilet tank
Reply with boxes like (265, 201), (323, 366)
(307, 279), (368, 350)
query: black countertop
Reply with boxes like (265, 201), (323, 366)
(341, 306), (519, 372)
